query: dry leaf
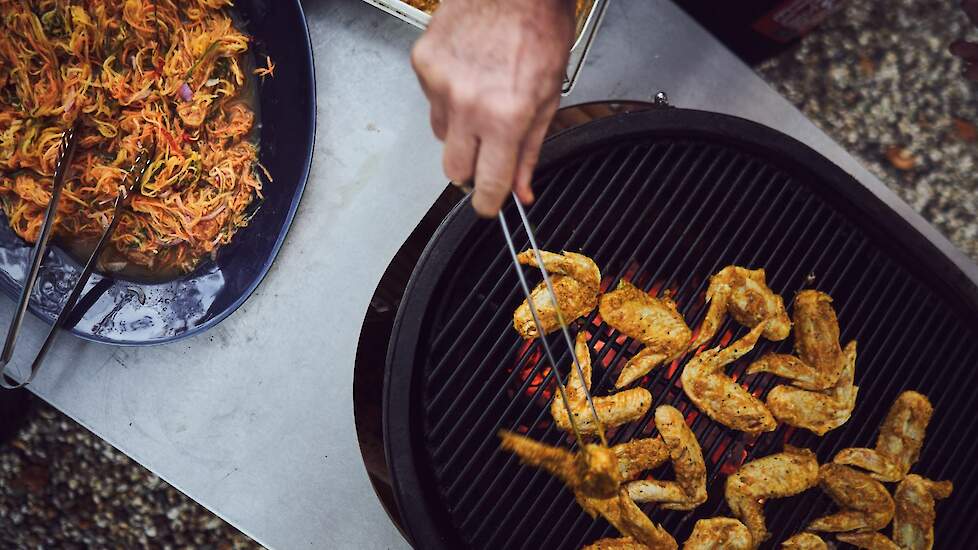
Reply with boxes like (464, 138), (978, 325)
(885, 146), (916, 171)
(952, 118), (977, 142)
(858, 55), (876, 77)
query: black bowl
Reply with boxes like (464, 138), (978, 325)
(0, 0), (316, 345)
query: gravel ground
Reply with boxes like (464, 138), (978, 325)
(1, 0), (976, 547)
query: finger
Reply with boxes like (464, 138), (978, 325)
(472, 134), (521, 217)
(514, 99), (559, 205)
(430, 100), (448, 141)
(443, 120), (479, 184)
(964, 0), (978, 25)
(964, 62), (978, 81)
(950, 40), (978, 60)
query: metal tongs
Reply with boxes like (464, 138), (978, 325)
(494, 190), (608, 447)
(0, 127), (155, 389)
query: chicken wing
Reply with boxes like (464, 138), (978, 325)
(893, 474), (953, 550)
(807, 463), (895, 533)
(833, 391), (933, 482)
(499, 430), (621, 498)
(746, 290), (845, 390)
(781, 533), (827, 550)
(725, 446), (819, 547)
(599, 280), (691, 388)
(551, 332), (653, 436)
(835, 532), (900, 550)
(584, 537), (648, 550)
(682, 518), (752, 550)
(579, 489), (678, 550)
(689, 266), (791, 350)
(627, 406), (707, 511)
(680, 323), (777, 434)
(765, 340), (858, 435)
(614, 437), (670, 481)
(513, 250), (601, 339)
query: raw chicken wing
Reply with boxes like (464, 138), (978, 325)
(780, 533), (827, 550)
(682, 517), (752, 550)
(579, 489), (677, 550)
(614, 437), (670, 481)
(807, 463), (895, 533)
(893, 474), (953, 550)
(725, 446), (819, 547)
(765, 340), (858, 435)
(680, 323), (776, 434)
(498, 430), (621, 499)
(689, 266), (791, 350)
(836, 532), (899, 550)
(746, 290), (845, 390)
(627, 406), (707, 511)
(833, 391), (933, 482)
(599, 280), (691, 388)
(551, 332), (652, 436)
(513, 250), (600, 339)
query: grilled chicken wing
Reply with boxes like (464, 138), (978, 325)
(689, 266), (791, 350)
(835, 532), (899, 550)
(513, 250), (601, 339)
(893, 474), (953, 550)
(746, 290), (845, 390)
(682, 517), (752, 550)
(551, 333), (653, 436)
(680, 323), (776, 434)
(765, 340), (858, 435)
(808, 463), (895, 533)
(627, 406), (707, 511)
(725, 446), (819, 547)
(599, 280), (691, 388)
(584, 537), (648, 549)
(781, 533), (827, 550)
(833, 391), (933, 482)
(614, 437), (670, 481)
(498, 430), (621, 499)
(580, 489), (678, 550)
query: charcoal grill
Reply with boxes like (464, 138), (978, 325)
(382, 105), (978, 549)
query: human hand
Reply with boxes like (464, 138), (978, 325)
(950, 0), (978, 79)
(411, 0), (576, 217)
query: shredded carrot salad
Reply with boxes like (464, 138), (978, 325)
(0, 0), (266, 274)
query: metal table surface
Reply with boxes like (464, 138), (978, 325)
(9, 0), (976, 548)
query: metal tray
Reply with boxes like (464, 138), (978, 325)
(360, 0), (608, 93)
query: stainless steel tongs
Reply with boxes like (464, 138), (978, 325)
(493, 189), (608, 447)
(0, 126), (155, 389)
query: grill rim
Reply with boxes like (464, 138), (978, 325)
(383, 106), (978, 550)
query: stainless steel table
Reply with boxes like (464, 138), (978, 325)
(10, 0), (976, 548)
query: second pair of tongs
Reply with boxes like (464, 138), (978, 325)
(0, 127), (155, 389)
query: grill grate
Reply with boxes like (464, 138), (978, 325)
(387, 109), (978, 549)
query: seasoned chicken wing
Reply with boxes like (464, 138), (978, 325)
(513, 250), (601, 339)
(584, 537), (648, 550)
(808, 463), (895, 533)
(682, 517), (752, 550)
(599, 280), (691, 388)
(781, 533), (827, 550)
(680, 323), (777, 434)
(746, 290), (845, 390)
(835, 532), (899, 550)
(551, 332), (653, 436)
(627, 406), (707, 511)
(689, 266), (791, 350)
(833, 391), (933, 482)
(725, 446), (819, 547)
(498, 430), (621, 499)
(893, 474), (953, 550)
(579, 489), (678, 550)
(765, 340), (858, 435)
(614, 437), (670, 481)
